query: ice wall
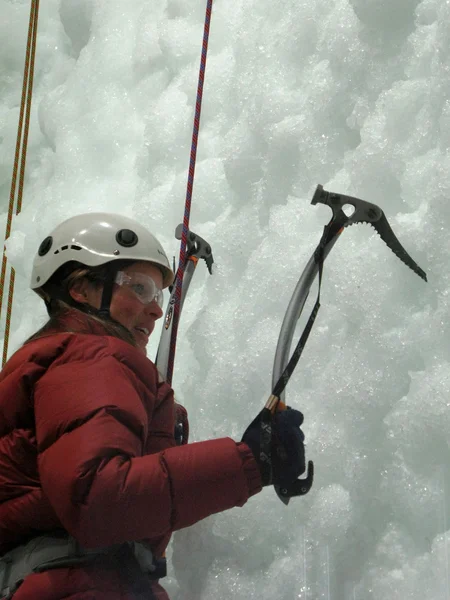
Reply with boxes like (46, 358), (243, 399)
(1, 0), (449, 598)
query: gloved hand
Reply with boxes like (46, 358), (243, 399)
(242, 407), (306, 487)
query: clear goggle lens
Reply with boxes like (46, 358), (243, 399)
(115, 271), (164, 308)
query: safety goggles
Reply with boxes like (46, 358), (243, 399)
(115, 271), (164, 308)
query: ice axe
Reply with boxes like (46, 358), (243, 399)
(156, 225), (214, 384)
(259, 185), (427, 504)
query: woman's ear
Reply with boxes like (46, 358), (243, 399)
(69, 278), (100, 306)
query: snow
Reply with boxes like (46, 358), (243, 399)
(0, 0), (447, 598)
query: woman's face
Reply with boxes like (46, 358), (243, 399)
(70, 261), (165, 353)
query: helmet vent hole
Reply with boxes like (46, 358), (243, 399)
(38, 236), (53, 257)
(61, 245), (69, 251)
(116, 229), (138, 248)
(71, 245), (82, 251)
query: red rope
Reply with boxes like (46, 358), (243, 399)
(166, 0), (213, 386)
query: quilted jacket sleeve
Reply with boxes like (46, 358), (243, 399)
(35, 345), (261, 549)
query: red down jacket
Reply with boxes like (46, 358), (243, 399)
(0, 309), (262, 599)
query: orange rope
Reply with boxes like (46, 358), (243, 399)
(1, 0), (40, 366)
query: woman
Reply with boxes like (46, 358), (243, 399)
(0, 213), (305, 599)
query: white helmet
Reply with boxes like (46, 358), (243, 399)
(31, 212), (175, 291)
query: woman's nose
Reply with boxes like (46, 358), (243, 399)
(144, 300), (163, 318)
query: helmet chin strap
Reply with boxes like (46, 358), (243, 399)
(98, 268), (115, 319)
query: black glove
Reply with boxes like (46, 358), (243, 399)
(242, 407), (306, 487)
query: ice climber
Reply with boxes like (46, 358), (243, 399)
(0, 213), (306, 599)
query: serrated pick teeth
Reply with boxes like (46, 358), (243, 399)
(343, 218), (427, 282)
